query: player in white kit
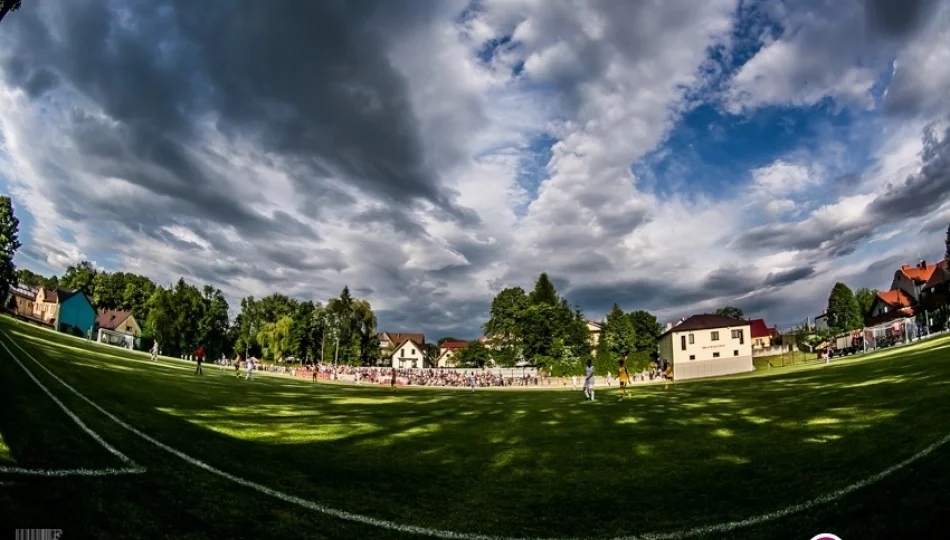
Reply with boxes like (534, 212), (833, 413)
(583, 359), (595, 401)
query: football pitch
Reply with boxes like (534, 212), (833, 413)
(1, 316), (949, 540)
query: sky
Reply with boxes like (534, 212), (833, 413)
(1, 0), (949, 339)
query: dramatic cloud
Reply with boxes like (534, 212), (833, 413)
(1, 0), (949, 336)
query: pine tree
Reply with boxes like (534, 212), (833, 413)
(529, 272), (559, 306)
(0, 195), (21, 302)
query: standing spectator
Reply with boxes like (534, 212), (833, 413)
(151, 340), (160, 362)
(194, 346), (205, 376)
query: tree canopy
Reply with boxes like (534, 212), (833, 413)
(827, 282), (863, 334)
(854, 288), (879, 321)
(715, 306), (745, 320)
(0, 195), (21, 302)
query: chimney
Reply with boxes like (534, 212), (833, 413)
(665, 322), (673, 331)
(920, 260), (927, 269)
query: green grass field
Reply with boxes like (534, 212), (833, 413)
(2, 315), (949, 540)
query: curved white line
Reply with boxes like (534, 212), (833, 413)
(3, 329), (947, 540)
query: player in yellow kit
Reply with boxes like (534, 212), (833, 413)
(617, 357), (631, 399)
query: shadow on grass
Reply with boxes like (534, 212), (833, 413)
(3, 317), (950, 538)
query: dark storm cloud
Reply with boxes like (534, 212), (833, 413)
(867, 124), (950, 222)
(731, 219), (876, 260)
(864, 0), (940, 38)
(763, 265), (816, 287)
(0, 0), (476, 243)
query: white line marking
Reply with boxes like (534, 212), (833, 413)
(0, 338), (138, 467)
(3, 329), (948, 540)
(0, 466), (146, 477)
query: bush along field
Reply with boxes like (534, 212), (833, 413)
(1, 315), (949, 540)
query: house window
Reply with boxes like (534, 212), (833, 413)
(711, 331), (720, 341)
(713, 352), (720, 358)
(411, 348), (416, 355)
(734, 350), (739, 356)
(681, 336), (687, 351)
(689, 355), (695, 360)
(688, 334), (695, 344)
(732, 329), (744, 344)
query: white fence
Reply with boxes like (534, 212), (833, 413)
(752, 345), (791, 358)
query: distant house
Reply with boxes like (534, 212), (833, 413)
(658, 314), (753, 380)
(749, 318), (773, 350)
(890, 260), (939, 305)
(7, 286), (36, 318)
(55, 289), (96, 337)
(436, 341), (467, 368)
(34, 287), (63, 325)
(866, 289), (916, 326)
(377, 332), (426, 368)
(587, 320), (604, 353)
(921, 260), (950, 323)
(389, 338), (426, 369)
(97, 309), (142, 337)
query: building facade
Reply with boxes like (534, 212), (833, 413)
(389, 338), (425, 369)
(56, 290), (96, 337)
(658, 314), (753, 380)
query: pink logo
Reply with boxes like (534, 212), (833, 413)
(810, 535), (842, 540)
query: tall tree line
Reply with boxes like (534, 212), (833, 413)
(234, 286), (379, 365)
(482, 272), (658, 376)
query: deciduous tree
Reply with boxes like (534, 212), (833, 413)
(715, 306), (745, 320)
(854, 288), (879, 321)
(0, 196), (21, 301)
(827, 282), (862, 334)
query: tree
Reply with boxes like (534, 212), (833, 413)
(61, 261), (98, 297)
(456, 341), (491, 368)
(0, 1), (22, 25)
(593, 324), (614, 374)
(827, 282), (862, 334)
(0, 196), (21, 302)
(529, 272), (559, 306)
(483, 287), (529, 366)
(15, 268), (46, 289)
(145, 287), (175, 355)
(257, 316), (293, 362)
(854, 288), (879, 321)
(628, 310), (662, 353)
(604, 304), (636, 360)
(715, 306), (745, 320)
(198, 285), (230, 361)
(437, 336), (462, 345)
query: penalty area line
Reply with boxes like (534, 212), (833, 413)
(2, 329), (949, 540)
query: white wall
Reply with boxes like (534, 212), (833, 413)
(391, 340), (423, 369)
(659, 324), (753, 380)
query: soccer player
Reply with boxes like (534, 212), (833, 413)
(468, 372), (476, 392)
(234, 353), (243, 377)
(571, 374), (578, 391)
(617, 358), (630, 399)
(246, 357), (254, 380)
(194, 345), (205, 375)
(150, 340), (159, 362)
(664, 362), (673, 390)
(390, 368), (397, 391)
(583, 359), (595, 401)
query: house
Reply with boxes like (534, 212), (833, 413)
(749, 318), (773, 350)
(54, 289), (96, 337)
(389, 338), (426, 369)
(378, 332), (425, 352)
(866, 289), (916, 326)
(377, 332), (426, 367)
(7, 286), (36, 318)
(33, 287), (63, 325)
(890, 260), (939, 304)
(921, 260), (950, 325)
(436, 341), (467, 368)
(96, 309), (142, 336)
(587, 320), (604, 353)
(657, 314), (753, 381)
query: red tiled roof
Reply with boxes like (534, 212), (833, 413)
(876, 289), (914, 308)
(898, 262), (938, 283)
(924, 260), (949, 290)
(379, 332), (426, 346)
(749, 318), (771, 338)
(661, 314), (749, 336)
(440, 341), (468, 350)
(97, 309), (132, 330)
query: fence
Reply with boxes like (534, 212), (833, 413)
(862, 316), (922, 352)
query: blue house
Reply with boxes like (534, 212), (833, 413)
(55, 289), (96, 337)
